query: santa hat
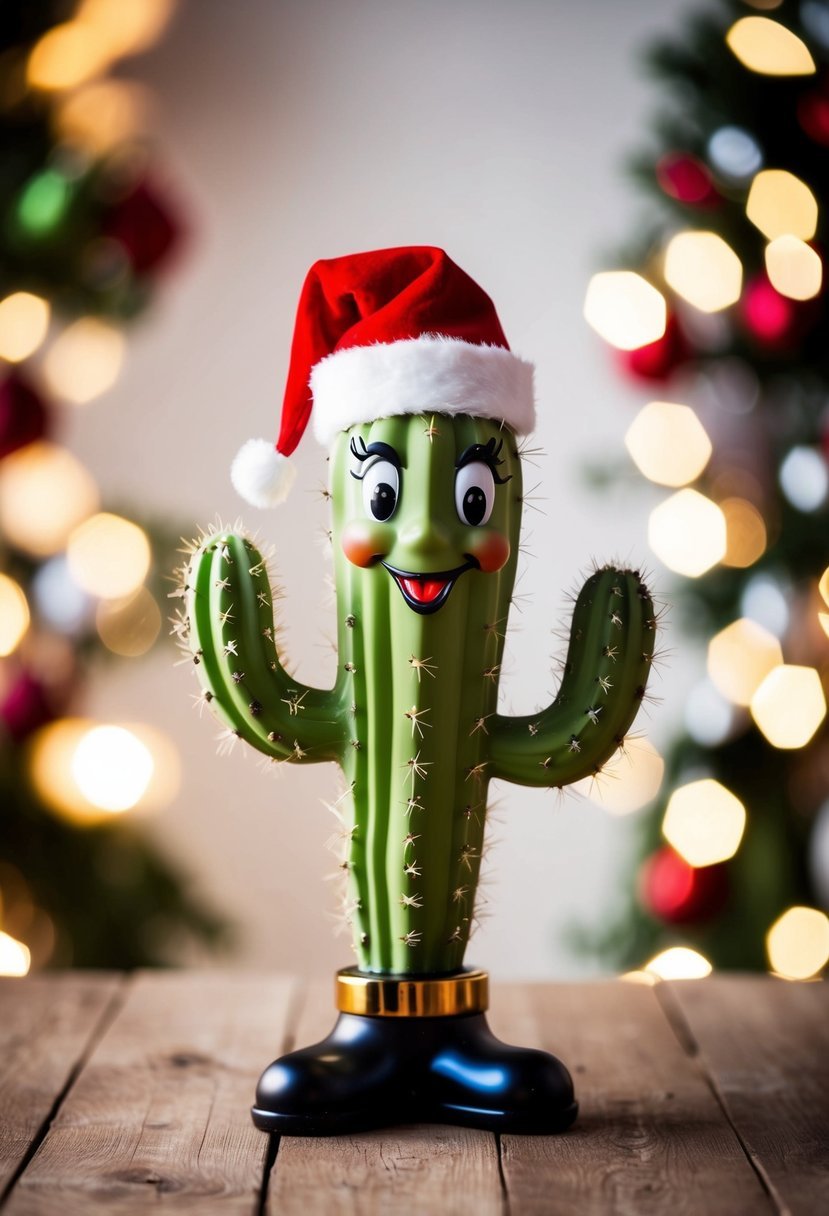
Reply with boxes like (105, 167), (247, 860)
(231, 246), (536, 507)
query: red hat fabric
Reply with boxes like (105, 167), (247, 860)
(231, 246), (535, 507)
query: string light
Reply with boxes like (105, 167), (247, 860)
(0, 931), (31, 977)
(0, 441), (98, 558)
(664, 231), (743, 312)
(707, 618), (782, 706)
(42, 317), (125, 405)
(96, 587), (161, 656)
(76, 0), (176, 59)
(0, 574), (30, 657)
(765, 235), (822, 299)
(67, 513), (151, 600)
(573, 737), (664, 815)
(707, 126), (763, 185)
(746, 170), (819, 240)
(624, 401), (712, 487)
(726, 16), (816, 76)
(779, 446), (828, 512)
(583, 271), (667, 350)
(644, 946), (713, 980)
(0, 292), (50, 362)
(72, 725), (154, 812)
(16, 169), (72, 239)
(31, 556), (92, 634)
(27, 22), (113, 92)
(685, 680), (735, 746)
(720, 497), (767, 568)
(751, 664), (826, 748)
(766, 906), (829, 979)
(662, 778), (747, 867)
(56, 80), (150, 157)
(648, 489), (727, 577)
(819, 567), (829, 638)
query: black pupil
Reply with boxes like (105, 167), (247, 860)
(463, 487), (487, 525)
(371, 482), (396, 520)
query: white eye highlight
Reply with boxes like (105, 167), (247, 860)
(455, 461), (495, 527)
(361, 459), (399, 521)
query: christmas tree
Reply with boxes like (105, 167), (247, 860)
(584, 0), (829, 981)
(0, 0), (228, 972)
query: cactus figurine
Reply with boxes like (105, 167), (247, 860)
(180, 248), (656, 1135)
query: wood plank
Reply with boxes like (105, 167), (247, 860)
(6, 971), (297, 1215)
(665, 975), (829, 1216)
(266, 982), (503, 1216)
(0, 973), (122, 1198)
(490, 981), (776, 1216)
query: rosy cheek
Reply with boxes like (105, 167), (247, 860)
(341, 521), (391, 568)
(469, 532), (510, 573)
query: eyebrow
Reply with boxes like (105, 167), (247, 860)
(456, 438), (511, 484)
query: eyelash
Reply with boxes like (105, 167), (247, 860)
(458, 438), (512, 485)
(349, 436), (399, 481)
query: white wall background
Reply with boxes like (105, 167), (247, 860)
(70, 0), (694, 979)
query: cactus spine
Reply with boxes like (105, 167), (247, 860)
(183, 413), (656, 975)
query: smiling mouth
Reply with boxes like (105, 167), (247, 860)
(382, 560), (477, 614)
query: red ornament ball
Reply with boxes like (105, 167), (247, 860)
(616, 312), (689, 383)
(656, 152), (719, 206)
(739, 274), (798, 348)
(0, 373), (49, 461)
(798, 74), (829, 146)
(102, 179), (183, 276)
(639, 846), (729, 925)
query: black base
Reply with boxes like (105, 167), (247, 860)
(252, 1011), (577, 1136)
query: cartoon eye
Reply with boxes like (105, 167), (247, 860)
(455, 461), (495, 527)
(362, 459), (399, 521)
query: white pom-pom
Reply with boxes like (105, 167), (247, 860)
(230, 439), (297, 507)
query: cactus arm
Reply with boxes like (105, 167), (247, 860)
(489, 566), (656, 787)
(187, 531), (348, 762)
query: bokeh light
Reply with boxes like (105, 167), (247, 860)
(644, 946), (713, 980)
(0, 931), (31, 978)
(0, 292), (50, 363)
(648, 489), (727, 577)
(31, 556), (92, 634)
(685, 679), (736, 746)
(765, 235), (822, 299)
(779, 446), (828, 511)
(56, 80), (150, 156)
(707, 126), (763, 184)
(67, 513), (151, 600)
(720, 497), (768, 568)
(0, 574), (30, 657)
(664, 231), (743, 312)
(625, 401), (712, 487)
(751, 664), (827, 748)
(96, 587), (161, 656)
(0, 441), (99, 558)
(583, 271), (667, 350)
(72, 725), (154, 813)
(42, 317), (125, 405)
(707, 618), (783, 706)
(741, 571), (790, 637)
(27, 22), (113, 91)
(76, 0), (176, 59)
(573, 737), (664, 815)
(663, 778), (747, 867)
(766, 906), (829, 979)
(746, 169), (819, 240)
(820, 567), (829, 638)
(726, 16), (816, 75)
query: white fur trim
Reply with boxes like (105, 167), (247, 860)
(231, 438), (296, 507)
(309, 335), (535, 445)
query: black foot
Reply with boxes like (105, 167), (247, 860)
(252, 1012), (577, 1136)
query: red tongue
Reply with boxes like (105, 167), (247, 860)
(401, 576), (448, 604)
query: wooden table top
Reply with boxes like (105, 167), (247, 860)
(0, 972), (825, 1214)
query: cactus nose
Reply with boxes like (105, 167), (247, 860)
(398, 519), (452, 560)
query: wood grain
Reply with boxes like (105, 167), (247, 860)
(5, 971), (296, 1215)
(489, 980), (775, 1216)
(265, 982), (504, 1216)
(665, 976), (829, 1216)
(0, 973), (122, 1198)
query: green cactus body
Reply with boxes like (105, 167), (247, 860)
(185, 413), (656, 975)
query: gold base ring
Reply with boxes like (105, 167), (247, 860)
(335, 967), (489, 1018)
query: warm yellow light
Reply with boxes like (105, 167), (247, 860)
(27, 22), (113, 91)
(0, 931), (31, 978)
(574, 737), (664, 815)
(625, 401), (712, 487)
(619, 970), (657, 986)
(583, 271), (667, 350)
(721, 497), (768, 568)
(96, 587), (161, 656)
(708, 618), (783, 707)
(820, 568), (829, 637)
(767, 906), (829, 979)
(0, 441), (98, 558)
(0, 574), (30, 657)
(764, 235), (822, 300)
(648, 489), (727, 577)
(746, 170), (818, 240)
(0, 292), (50, 363)
(42, 318), (125, 405)
(67, 513), (151, 600)
(645, 946), (712, 980)
(664, 231), (743, 312)
(726, 16), (816, 76)
(55, 80), (151, 156)
(751, 665), (827, 748)
(663, 778), (747, 867)
(72, 724), (154, 813)
(76, 0), (176, 59)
